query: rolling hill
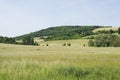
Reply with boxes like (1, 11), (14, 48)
(15, 25), (112, 40)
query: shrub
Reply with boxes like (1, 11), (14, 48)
(118, 27), (120, 34)
(46, 44), (49, 46)
(63, 43), (66, 46)
(113, 36), (120, 47)
(88, 39), (94, 46)
(88, 34), (120, 47)
(63, 43), (71, 46)
(22, 36), (38, 46)
(34, 42), (39, 46)
(67, 43), (71, 46)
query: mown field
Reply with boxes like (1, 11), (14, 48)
(93, 27), (118, 32)
(0, 39), (120, 80)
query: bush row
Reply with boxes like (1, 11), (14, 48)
(88, 34), (120, 47)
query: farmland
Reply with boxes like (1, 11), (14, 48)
(0, 39), (120, 80)
(93, 27), (118, 32)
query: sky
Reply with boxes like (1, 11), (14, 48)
(0, 0), (120, 37)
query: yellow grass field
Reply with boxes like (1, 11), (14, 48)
(0, 39), (120, 80)
(93, 27), (118, 32)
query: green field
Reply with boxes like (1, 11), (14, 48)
(0, 39), (120, 80)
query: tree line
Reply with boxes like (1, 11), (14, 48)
(88, 27), (120, 47)
(88, 34), (120, 47)
(0, 36), (38, 46)
(94, 29), (117, 34)
(0, 36), (16, 44)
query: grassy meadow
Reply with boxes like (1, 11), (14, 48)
(0, 39), (120, 80)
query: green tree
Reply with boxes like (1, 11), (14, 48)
(0, 36), (16, 44)
(0, 36), (3, 43)
(67, 43), (71, 46)
(46, 44), (48, 46)
(63, 43), (66, 46)
(88, 39), (94, 46)
(113, 36), (120, 47)
(118, 27), (120, 34)
(88, 34), (120, 47)
(22, 36), (36, 45)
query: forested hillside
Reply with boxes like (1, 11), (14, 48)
(15, 26), (110, 40)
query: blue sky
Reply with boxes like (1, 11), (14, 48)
(0, 0), (120, 37)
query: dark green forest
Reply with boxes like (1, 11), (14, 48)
(15, 25), (110, 40)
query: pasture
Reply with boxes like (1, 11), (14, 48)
(0, 39), (120, 80)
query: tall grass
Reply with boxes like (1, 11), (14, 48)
(0, 43), (120, 80)
(0, 61), (120, 80)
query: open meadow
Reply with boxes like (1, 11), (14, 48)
(0, 39), (120, 80)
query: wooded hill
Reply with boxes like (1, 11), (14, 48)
(15, 26), (112, 40)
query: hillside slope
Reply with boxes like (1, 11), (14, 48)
(15, 25), (111, 40)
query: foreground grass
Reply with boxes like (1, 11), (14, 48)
(0, 42), (120, 80)
(1, 62), (120, 80)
